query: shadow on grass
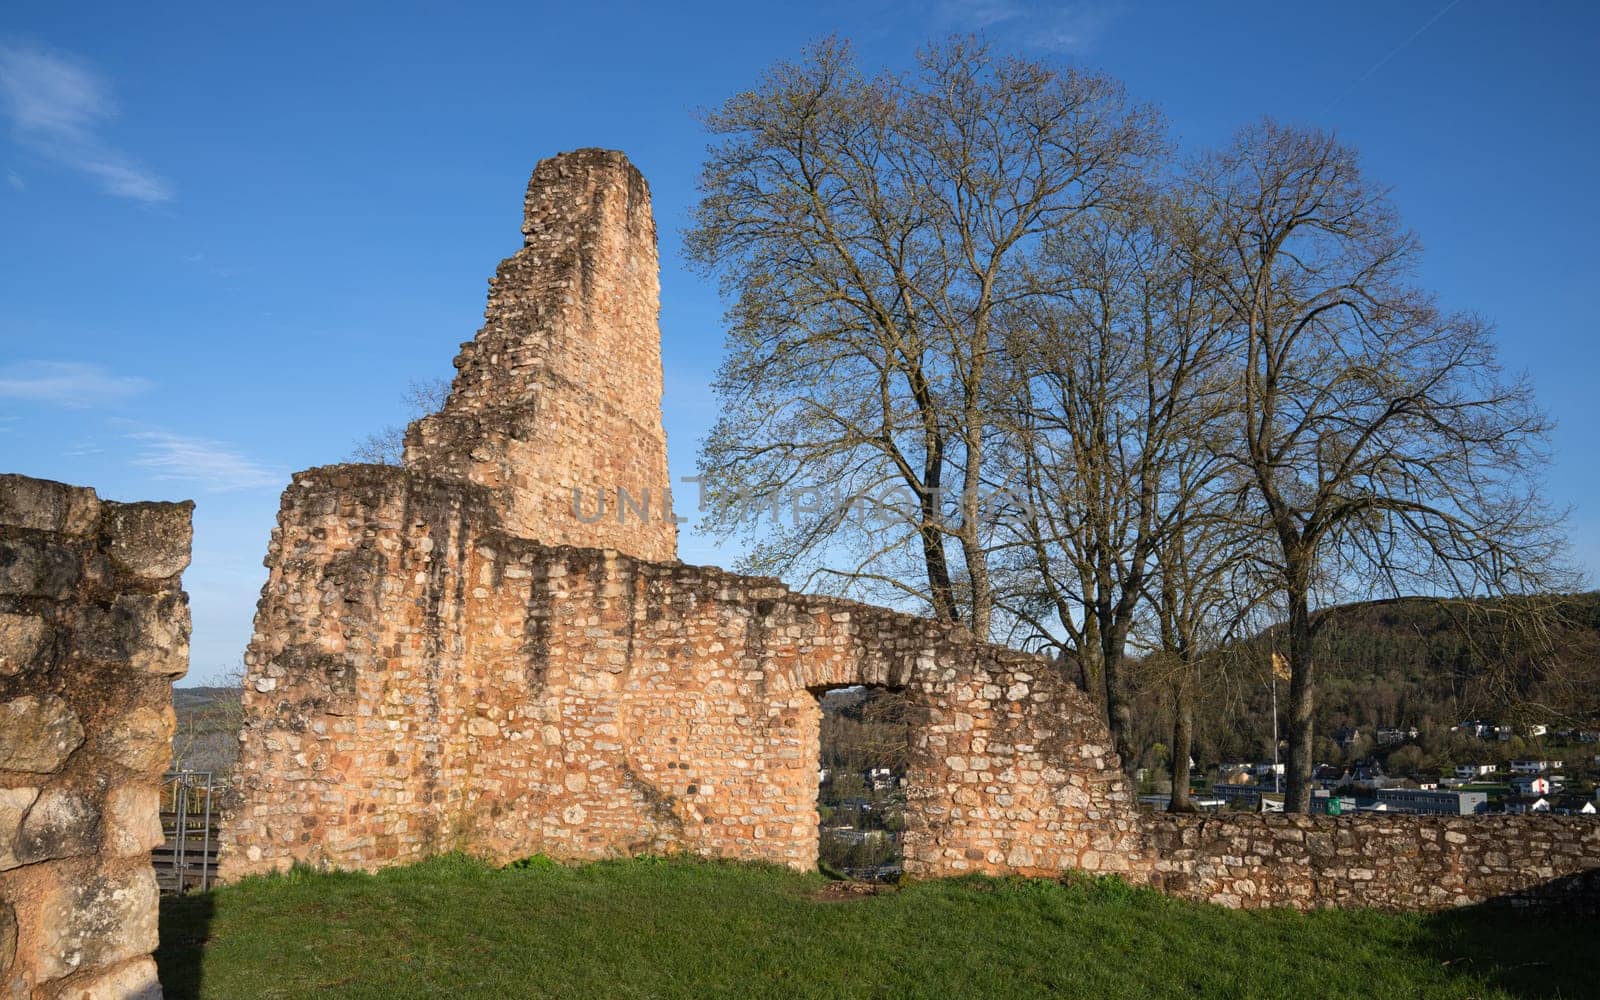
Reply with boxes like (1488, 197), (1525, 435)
(155, 891), (215, 1000)
(1419, 892), (1599, 999)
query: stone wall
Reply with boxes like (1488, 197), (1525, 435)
(0, 474), (191, 999)
(1142, 813), (1600, 911)
(402, 149), (676, 562)
(223, 466), (1142, 880)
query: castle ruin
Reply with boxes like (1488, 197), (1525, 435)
(220, 150), (1600, 910)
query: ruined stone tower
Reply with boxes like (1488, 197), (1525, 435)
(404, 149), (676, 561)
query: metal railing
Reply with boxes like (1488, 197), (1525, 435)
(155, 770), (218, 894)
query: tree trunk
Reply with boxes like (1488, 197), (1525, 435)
(960, 532), (992, 638)
(1101, 614), (1136, 765)
(919, 518), (957, 625)
(1075, 617), (1109, 728)
(1167, 672), (1196, 812)
(1283, 583), (1317, 813)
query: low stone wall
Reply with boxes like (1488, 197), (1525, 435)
(1140, 812), (1600, 911)
(223, 464), (1144, 881)
(0, 474), (191, 999)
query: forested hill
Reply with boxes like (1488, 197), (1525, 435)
(1129, 592), (1600, 770)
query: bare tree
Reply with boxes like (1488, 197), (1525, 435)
(1189, 120), (1567, 811)
(988, 194), (1234, 756)
(350, 377), (451, 465)
(686, 36), (1162, 636)
(1145, 461), (1268, 811)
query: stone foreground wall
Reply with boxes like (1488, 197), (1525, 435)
(1143, 813), (1600, 911)
(0, 475), (191, 999)
(223, 466), (1142, 880)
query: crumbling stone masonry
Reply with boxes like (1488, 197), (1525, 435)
(0, 474), (191, 999)
(222, 465), (1143, 879)
(402, 148), (675, 562)
(222, 149), (1600, 912)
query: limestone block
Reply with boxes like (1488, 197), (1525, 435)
(60, 956), (164, 999)
(0, 475), (99, 536)
(75, 593), (190, 676)
(18, 786), (100, 865)
(0, 613), (46, 676)
(99, 706), (175, 774)
(0, 696), (84, 773)
(0, 540), (80, 600)
(0, 786), (41, 871)
(34, 865), (160, 980)
(101, 784), (163, 858)
(104, 501), (194, 580)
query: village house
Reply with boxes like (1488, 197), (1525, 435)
(1510, 759), (1563, 774)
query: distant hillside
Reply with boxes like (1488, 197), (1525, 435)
(171, 685), (243, 775)
(1127, 593), (1600, 771)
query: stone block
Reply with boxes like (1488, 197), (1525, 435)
(75, 593), (190, 676)
(99, 706), (175, 775)
(101, 784), (163, 858)
(34, 865), (160, 980)
(0, 540), (80, 600)
(18, 786), (99, 865)
(0, 696), (84, 773)
(0, 786), (41, 871)
(0, 475), (99, 536)
(104, 501), (194, 580)
(0, 612), (46, 676)
(62, 956), (164, 999)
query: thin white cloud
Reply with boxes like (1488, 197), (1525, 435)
(0, 41), (172, 202)
(126, 429), (282, 492)
(5, 170), (21, 190)
(0, 360), (152, 407)
(935, 0), (1121, 53)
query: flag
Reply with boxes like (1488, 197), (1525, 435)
(1271, 651), (1291, 682)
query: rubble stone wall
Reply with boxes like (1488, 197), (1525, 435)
(223, 466), (1143, 880)
(1141, 812), (1600, 911)
(0, 474), (191, 999)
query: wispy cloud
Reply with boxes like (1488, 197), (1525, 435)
(0, 360), (152, 407)
(934, 0), (1122, 53)
(0, 41), (172, 202)
(126, 429), (282, 492)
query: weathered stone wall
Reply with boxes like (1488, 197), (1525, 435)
(403, 149), (675, 562)
(223, 466), (1142, 880)
(0, 474), (191, 999)
(1141, 813), (1600, 911)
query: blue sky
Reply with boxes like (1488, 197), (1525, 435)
(2, 1), (1596, 684)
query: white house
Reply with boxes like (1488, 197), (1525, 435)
(1455, 763), (1497, 780)
(1505, 796), (1551, 815)
(1510, 759), (1562, 774)
(1511, 775), (1552, 797)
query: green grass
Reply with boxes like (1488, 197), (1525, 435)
(157, 854), (1594, 999)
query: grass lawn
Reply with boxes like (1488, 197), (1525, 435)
(157, 855), (1594, 999)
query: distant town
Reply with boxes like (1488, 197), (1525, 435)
(1135, 721), (1600, 817)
